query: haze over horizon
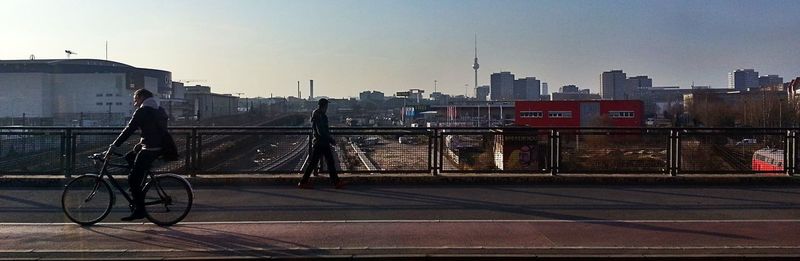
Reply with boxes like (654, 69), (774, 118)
(2, 0), (799, 98)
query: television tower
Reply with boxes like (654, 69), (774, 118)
(472, 34), (479, 97)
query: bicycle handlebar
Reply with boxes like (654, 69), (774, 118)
(95, 148), (123, 161)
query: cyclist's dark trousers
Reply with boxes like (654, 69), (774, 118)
(124, 150), (161, 211)
(300, 143), (338, 184)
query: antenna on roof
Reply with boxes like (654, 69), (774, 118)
(65, 50), (76, 59)
(29, 55), (35, 60)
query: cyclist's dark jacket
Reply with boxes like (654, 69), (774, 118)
(311, 109), (333, 145)
(112, 98), (169, 149)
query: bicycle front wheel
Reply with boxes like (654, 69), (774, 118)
(62, 174), (114, 226)
(143, 174), (193, 226)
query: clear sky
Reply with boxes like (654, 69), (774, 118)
(2, 0), (799, 98)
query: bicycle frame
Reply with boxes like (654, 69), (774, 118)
(92, 149), (166, 210)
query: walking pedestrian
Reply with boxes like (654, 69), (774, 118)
(298, 98), (346, 189)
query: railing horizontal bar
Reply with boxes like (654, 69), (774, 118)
(194, 132), (310, 135)
(332, 132), (429, 135)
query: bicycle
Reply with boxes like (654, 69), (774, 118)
(61, 147), (193, 226)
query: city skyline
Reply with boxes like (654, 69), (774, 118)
(2, 0), (800, 98)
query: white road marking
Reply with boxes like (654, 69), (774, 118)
(2, 219), (800, 226)
(1, 245), (800, 254)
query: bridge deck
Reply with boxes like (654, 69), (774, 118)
(1, 182), (799, 259)
(1, 220), (799, 259)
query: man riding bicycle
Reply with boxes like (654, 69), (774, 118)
(109, 88), (169, 221)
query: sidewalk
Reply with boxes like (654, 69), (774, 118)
(2, 173), (799, 187)
(1, 220), (799, 259)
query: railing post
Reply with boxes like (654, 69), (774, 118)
(191, 129), (199, 176)
(429, 128), (437, 176)
(550, 129), (559, 176)
(69, 129), (77, 178)
(63, 128), (72, 178)
(675, 129), (682, 175)
(187, 130), (196, 177)
(197, 133), (203, 175)
(438, 129), (445, 175)
(787, 130), (795, 176)
(668, 129), (676, 176)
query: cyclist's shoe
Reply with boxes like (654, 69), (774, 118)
(121, 210), (146, 221)
(297, 182), (314, 189)
(334, 180), (348, 189)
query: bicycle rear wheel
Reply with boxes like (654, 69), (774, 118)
(62, 174), (114, 226)
(143, 174), (193, 226)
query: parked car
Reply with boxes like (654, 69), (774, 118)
(736, 139), (757, 146)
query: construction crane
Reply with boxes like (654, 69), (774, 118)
(64, 50), (76, 59)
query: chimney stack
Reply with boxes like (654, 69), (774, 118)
(309, 80), (314, 100)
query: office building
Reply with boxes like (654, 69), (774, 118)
(513, 77), (541, 100)
(551, 85), (601, 101)
(601, 70), (629, 100)
(728, 69), (759, 90)
(475, 85), (489, 101)
(628, 75), (653, 89)
(759, 75), (783, 88)
(560, 85), (580, 93)
(490, 72), (514, 101)
(429, 92), (449, 105)
(184, 85), (240, 120)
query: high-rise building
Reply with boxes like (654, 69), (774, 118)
(541, 82), (548, 96)
(626, 75), (652, 100)
(475, 85), (489, 101)
(512, 77), (542, 100)
(728, 69), (759, 90)
(490, 71), (514, 101)
(601, 70), (628, 100)
(628, 76), (652, 89)
(513, 79), (526, 100)
(759, 75), (783, 88)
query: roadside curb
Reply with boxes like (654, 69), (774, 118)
(1, 174), (799, 187)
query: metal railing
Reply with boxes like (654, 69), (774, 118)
(0, 126), (796, 177)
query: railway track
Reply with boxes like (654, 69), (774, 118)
(711, 144), (750, 171)
(254, 137), (308, 171)
(0, 114), (305, 175)
(197, 114), (307, 172)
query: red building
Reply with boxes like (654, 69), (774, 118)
(515, 100), (644, 127)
